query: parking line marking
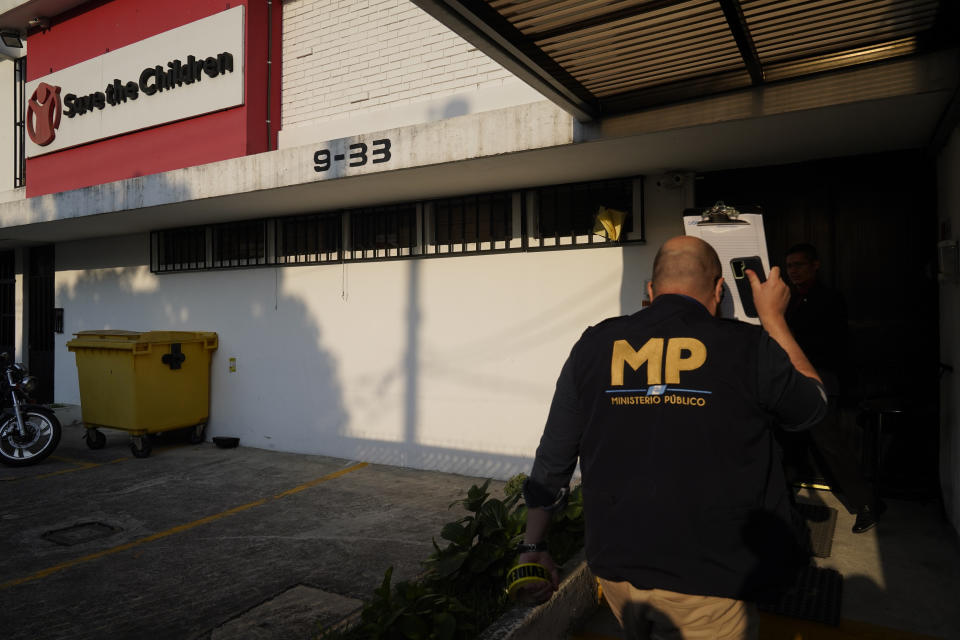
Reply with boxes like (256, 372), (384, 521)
(272, 462), (368, 498)
(3, 457), (127, 482)
(50, 455), (93, 465)
(35, 458), (128, 480)
(0, 461), (369, 590)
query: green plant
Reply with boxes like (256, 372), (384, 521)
(425, 479), (526, 628)
(318, 475), (585, 640)
(502, 472), (526, 499)
(347, 567), (477, 640)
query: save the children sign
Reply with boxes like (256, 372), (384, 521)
(24, 5), (245, 158)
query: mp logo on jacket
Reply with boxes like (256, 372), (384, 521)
(608, 337), (712, 407)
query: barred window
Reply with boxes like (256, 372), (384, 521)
(346, 204), (419, 260)
(277, 213), (340, 265)
(212, 220), (267, 268)
(150, 176), (644, 273)
(427, 192), (517, 254)
(529, 177), (641, 248)
(151, 226), (207, 273)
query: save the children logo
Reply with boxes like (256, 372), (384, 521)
(26, 82), (62, 146)
(23, 6), (243, 159)
(606, 337), (712, 407)
(26, 51), (234, 155)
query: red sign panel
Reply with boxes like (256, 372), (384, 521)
(25, 0), (281, 198)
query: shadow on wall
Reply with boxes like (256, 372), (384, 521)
(327, 256), (569, 480)
(429, 97), (470, 121)
(56, 257), (351, 454)
(49, 168), (350, 457)
(51, 150), (639, 481)
(52, 184), (537, 480)
(58, 249), (541, 478)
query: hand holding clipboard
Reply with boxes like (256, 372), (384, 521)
(683, 203), (770, 325)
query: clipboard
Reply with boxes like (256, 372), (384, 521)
(682, 202), (770, 325)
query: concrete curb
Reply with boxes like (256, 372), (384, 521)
(319, 556), (597, 639)
(479, 551), (598, 640)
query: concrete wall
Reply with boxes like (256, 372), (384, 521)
(279, 0), (542, 147)
(938, 122), (960, 536)
(0, 57), (14, 192)
(52, 178), (689, 479)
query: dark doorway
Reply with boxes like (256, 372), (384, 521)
(0, 251), (14, 359)
(697, 150), (939, 497)
(28, 245), (55, 404)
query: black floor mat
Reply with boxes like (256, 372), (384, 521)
(795, 501), (838, 558)
(758, 565), (843, 626)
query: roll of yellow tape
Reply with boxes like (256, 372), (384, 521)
(505, 562), (550, 598)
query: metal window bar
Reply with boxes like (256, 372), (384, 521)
(150, 178), (640, 273)
(185, 228), (203, 271)
(289, 216), (314, 263)
(173, 231), (184, 271)
(13, 57), (26, 189)
(431, 192), (513, 254)
(152, 227), (207, 273)
(184, 228), (203, 271)
(212, 220), (267, 268)
(516, 192), (527, 251)
(197, 228), (208, 268)
(277, 216), (306, 264)
(348, 204), (417, 260)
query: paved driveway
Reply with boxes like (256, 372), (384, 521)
(0, 423), (496, 639)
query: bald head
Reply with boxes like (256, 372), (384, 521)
(651, 236), (722, 301)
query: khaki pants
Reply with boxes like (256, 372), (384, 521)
(598, 578), (758, 640)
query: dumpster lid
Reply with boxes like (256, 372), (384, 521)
(74, 330), (142, 337)
(67, 331), (218, 350)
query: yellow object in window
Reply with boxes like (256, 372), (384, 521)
(594, 206), (626, 241)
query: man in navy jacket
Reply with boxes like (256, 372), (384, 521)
(518, 236), (826, 640)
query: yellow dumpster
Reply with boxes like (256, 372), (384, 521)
(66, 330), (218, 458)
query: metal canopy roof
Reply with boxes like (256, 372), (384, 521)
(412, 0), (958, 120)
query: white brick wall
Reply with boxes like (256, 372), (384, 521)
(281, 0), (516, 130)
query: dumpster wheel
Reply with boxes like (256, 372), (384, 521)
(130, 435), (152, 458)
(188, 423), (206, 445)
(85, 429), (106, 450)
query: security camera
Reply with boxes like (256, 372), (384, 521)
(655, 172), (686, 189)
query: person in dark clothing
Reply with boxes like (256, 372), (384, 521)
(517, 236), (826, 640)
(783, 243), (886, 533)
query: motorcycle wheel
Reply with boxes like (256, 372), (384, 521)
(0, 410), (62, 467)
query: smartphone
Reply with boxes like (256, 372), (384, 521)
(730, 256), (765, 318)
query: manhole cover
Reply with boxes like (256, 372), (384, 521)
(42, 522), (120, 546)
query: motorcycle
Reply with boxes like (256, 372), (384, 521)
(0, 354), (61, 466)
